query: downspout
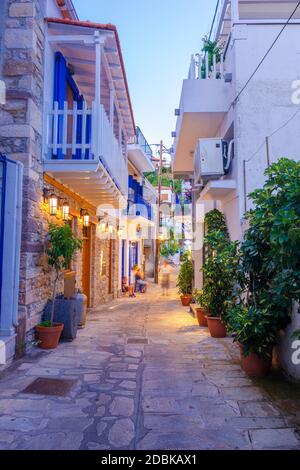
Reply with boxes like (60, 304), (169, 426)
(12, 162), (23, 327)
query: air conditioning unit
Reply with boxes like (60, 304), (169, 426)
(194, 138), (234, 183)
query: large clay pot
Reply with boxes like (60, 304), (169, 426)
(43, 299), (77, 341)
(196, 307), (208, 327)
(35, 323), (64, 350)
(180, 294), (192, 307)
(206, 316), (227, 338)
(239, 344), (272, 378)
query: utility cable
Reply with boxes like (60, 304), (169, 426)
(230, 1), (300, 109)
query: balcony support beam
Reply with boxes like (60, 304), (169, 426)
(231, 0), (239, 27)
(94, 31), (102, 106)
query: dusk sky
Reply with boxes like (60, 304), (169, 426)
(73, 0), (217, 150)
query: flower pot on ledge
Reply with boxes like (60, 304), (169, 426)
(196, 307), (208, 327)
(206, 316), (227, 338)
(180, 294), (192, 307)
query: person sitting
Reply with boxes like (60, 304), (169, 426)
(122, 277), (135, 298)
(135, 268), (148, 293)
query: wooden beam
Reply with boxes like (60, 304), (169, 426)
(43, 173), (96, 213)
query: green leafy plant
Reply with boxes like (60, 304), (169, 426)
(45, 223), (82, 327)
(193, 288), (210, 310)
(227, 158), (300, 355)
(242, 158), (300, 330)
(226, 303), (278, 359)
(205, 209), (229, 239)
(177, 252), (193, 295)
(291, 329), (300, 340)
(202, 230), (239, 320)
(201, 36), (223, 79)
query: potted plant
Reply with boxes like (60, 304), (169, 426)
(202, 230), (239, 338)
(193, 289), (209, 327)
(35, 223), (82, 350)
(177, 252), (193, 306)
(227, 303), (277, 377)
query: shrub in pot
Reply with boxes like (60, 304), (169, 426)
(227, 303), (278, 377)
(35, 223), (82, 350)
(202, 230), (239, 338)
(177, 252), (193, 306)
(193, 289), (209, 327)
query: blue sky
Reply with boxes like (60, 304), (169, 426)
(73, 0), (217, 149)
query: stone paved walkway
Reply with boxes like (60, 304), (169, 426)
(0, 281), (300, 450)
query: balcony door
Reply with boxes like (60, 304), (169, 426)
(53, 51), (91, 160)
(82, 226), (91, 307)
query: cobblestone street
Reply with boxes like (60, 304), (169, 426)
(0, 281), (299, 450)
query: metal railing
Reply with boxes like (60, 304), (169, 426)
(44, 101), (128, 196)
(136, 126), (153, 161)
(188, 52), (225, 80)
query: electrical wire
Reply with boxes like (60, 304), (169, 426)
(245, 106), (300, 163)
(230, 1), (300, 110)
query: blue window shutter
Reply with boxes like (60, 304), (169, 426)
(54, 52), (67, 160)
(85, 113), (92, 160)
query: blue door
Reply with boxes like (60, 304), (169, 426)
(53, 52), (91, 160)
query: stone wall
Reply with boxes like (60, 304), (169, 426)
(0, 1), (121, 359)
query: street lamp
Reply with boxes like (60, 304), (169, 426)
(148, 141), (174, 284)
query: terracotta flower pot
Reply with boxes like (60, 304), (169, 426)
(239, 344), (272, 378)
(196, 307), (208, 327)
(35, 323), (64, 350)
(180, 294), (192, 307)
(206, 316), (227, 338)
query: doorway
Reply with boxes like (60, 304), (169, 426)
(82, 226), (91, 307)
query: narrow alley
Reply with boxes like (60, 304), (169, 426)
(0, 279), (299, 451)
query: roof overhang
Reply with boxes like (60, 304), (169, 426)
(44, 160), (127, 209)
(46, 18), (135, 139)
(173, 79), (232, 175)
(127, 144), (155, 173)
(199, 179), (237, 201)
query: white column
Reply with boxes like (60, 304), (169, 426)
(94, 31), (102, 106)
(231, 0), (239, 27)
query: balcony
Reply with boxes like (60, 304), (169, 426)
(44, 101), (128, 207)
(128, 127), (154, 174)
(173, 53), (232, 176)
(43, 18), (136, 209)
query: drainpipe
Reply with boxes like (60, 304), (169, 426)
(12, 163), (23, 328)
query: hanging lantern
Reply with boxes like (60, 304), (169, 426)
(81, 209), (89, 227)
(62, 201), (70, 221)
(49, 193), (58, 216)
(108, 224), (114, 235)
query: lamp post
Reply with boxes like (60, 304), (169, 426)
(148, 140), (173, 284)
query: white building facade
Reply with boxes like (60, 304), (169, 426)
(173, 0), (300, 380)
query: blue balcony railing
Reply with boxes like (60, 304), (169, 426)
(127, 194), (152, 221)
(136, 126), (153, 162)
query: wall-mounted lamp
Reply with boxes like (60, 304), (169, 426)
(108, 224), (114, 235)
(49, 193), (58, 216)
(62, 201), (70, 221)
(81, 209), (90, 227)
